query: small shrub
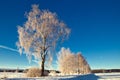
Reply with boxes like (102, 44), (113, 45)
(26, 67), (41, 77)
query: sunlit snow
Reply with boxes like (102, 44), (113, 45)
(0, 72), (120, 80)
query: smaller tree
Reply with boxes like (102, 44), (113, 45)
(57, 47), (75, 74)
(77, 53), (91, 74)
(57, 47), (78, 74)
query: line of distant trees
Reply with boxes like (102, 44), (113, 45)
(0, 68), (120, 73)
(92, 69), (120, 73)
(0, 69), (24, 73)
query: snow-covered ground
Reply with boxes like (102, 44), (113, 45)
(0, 72), (120, 80)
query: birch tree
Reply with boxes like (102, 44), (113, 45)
(57, 47), (70, 74)
(77, 53), (91, 74)
(16, 5), (70, 76)
(57, 47), (77, 74)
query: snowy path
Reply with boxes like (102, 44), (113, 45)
(0, 73), (120, 80)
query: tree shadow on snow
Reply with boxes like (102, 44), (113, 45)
(60, 74), (100, 80)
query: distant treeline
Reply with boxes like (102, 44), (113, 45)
(92, 69), (120, 73)
(0, 69), (24, 73)
(0, 68), (120, 73)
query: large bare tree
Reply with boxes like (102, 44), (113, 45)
(16, 5), (70, 76)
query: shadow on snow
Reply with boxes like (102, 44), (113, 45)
(60, 74), (100, 80)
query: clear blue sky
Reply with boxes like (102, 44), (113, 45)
(0, 0), (120, 69)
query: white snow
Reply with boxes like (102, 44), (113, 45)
(0, 72), (25, 78)
(0, 72), (120, 80)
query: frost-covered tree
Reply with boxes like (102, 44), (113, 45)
(16, 4), (70, 76)
(57, 48), (72, 74)
(57, 48), (91, 75)
(57, 47), (77, 74)
(77, 53), (91, 74)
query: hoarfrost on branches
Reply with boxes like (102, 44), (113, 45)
(17, 4), (70, 76)
(57, 47), (91, 75)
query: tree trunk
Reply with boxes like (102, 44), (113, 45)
(41, 38), (46, 76)
(41, 57), (45, 76)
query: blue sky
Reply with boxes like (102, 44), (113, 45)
(0, 0), (120, 69)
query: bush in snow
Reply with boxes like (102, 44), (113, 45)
(26, 67), (41, 77)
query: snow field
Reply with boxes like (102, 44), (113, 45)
(0, 72), (120, 80)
